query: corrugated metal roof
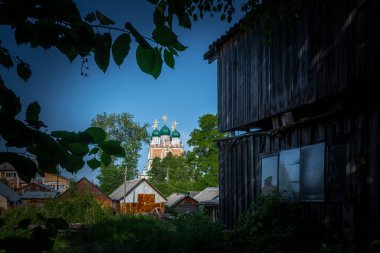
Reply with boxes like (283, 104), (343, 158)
(199, 196), (219, 206)
(0, 162), (16, 171)
(194, 187), (219, 202)
(0, 181), (20, 202)
(109, 178), (167, 201)
(21, 191), (58, 199)
(166, 194), (186, 207)
(109, 178), (142, 200)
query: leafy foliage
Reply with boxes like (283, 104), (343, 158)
(187, 114), (224, 186)
(230, 192), (325, 253)
(91, 112), (149, 194)
(56, 212), (226, 253)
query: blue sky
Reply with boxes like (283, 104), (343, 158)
(0, 1), (241, 182)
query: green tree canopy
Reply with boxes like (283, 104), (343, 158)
(149, 152), (193, 184)
(90, 112), (149, 194)
(187, 114), (224, 186)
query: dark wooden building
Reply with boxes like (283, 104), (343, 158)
(205, 0), (380, 249)
(166, 193), (199, 213)
(62, 177), (112, 208)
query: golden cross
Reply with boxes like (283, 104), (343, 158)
(162, 115), (168, 124)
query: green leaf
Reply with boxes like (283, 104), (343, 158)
(99, 140), (125, 157)
(0, 47), (13, 69)
(148, 0), (159, 5)
(89, 147), (99, 155)
(136, 45), (156, 75)
(125, 22), (152, 49)
(67, 143), (89, 157)
(53, 0), (82, 23)
(26, 101), (40, 123)
(94, 33), (112, 72)
(87, 158), (101, 170)
(57, 36), (78, 62)
(47, 218), (69, 230)
(95, 10), (115, 25)
(169, 47), (178, 56)
(112, 33), (131, 66)
(173, 40), (187, 52)
(101, 152), (111, 166)
(17, 218), (31, 229)
(17, 62), (32, 81)
(136, 46), (162, 79)
(151, 47), (163, 79)
(164, 49), (175, 69)
(73, 23), (95, 57)
(178, 14), (192, 29)
(84, 127), (106, 144)
(0, 153), (37, 182)
(153, 6), (165, 26)
(152, 25), (177, 47)
(61, 153), (85, 173)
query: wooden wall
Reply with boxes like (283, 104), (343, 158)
(218, 108), (380, 248)
(216, 0), (379, 132)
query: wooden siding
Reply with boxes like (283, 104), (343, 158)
(216, 0), (379, 132)
(218, 109), (380, 248)
(69, 178), (112, 208)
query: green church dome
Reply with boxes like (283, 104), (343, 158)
(160, 125), (171, 136)
(152, 129), (160, 137)
(171, 129), (180, 138)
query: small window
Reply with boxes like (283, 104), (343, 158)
(5, 172), (16, 179)
(260, 143), (325, 202)
(58, 185), (65, 190)
(48, 185), (56, 190)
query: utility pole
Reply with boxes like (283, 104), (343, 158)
(124, 165), (127, 204)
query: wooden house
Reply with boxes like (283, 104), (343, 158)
(204, 0), (380, 249)
(41, 173), (70, 193)
(0, 163), (28, 190)
(62, 177), (112, 208)
(109, 178), (166, 214)
(0, 181), (20, 209)
(17, 182), (53, 195)
(20, 191), (58, 206)
(194, 187), (219, 222)
(166, 193), (199, 213)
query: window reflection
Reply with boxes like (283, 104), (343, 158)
(261, 155), (278, 195)
(279, 149), (300, 201)
(301, 143), (325, 201)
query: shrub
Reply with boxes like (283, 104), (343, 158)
(44, 190), (112, 224)
(230, 192), (320, 253)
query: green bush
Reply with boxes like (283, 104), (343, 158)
(229, 192), (343, 253)
(0, 205), (47, 228)
(55, 211), (227, 253)
(44, 191), (112, 224)
(0, 191), (112, 227)
(60, 215), (172, 253)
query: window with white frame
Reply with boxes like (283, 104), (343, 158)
(5, 172), (17, 179)
(260, 143), (325, 201)
(58, 184), (65, 190)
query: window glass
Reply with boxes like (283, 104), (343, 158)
(279, 148), (300, 201)
(261, 155), (278, 195)
(300, 143), (325, 201)
(5, 172), (16, 178)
